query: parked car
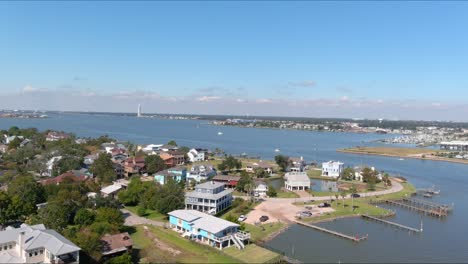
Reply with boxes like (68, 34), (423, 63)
(259, 215), (269, 222)
(300, 211), (312, 217)
(318, 202), (331, 208)
(238, 215), (247, 222)
(351, 193), (361, 198)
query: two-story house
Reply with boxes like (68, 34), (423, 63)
(154, 167), (187, 185)
(185, 181), (232, 214)
(187, 164), (217, 182)
(168, 210), (250, 250)
(321, 161), (344, 178)
(187, 148), (208, 162)
(0, 224), (80, 264)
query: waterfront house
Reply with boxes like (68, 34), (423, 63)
(187, 164), (217, 182)
(245, 161), (274, 175)
(321, 161), (344, 179)
(212, 175), (240, 189)
(168, 210), (250, 250)
(140, 144), (163, 153)
(4, 135), (23, 144)
(185, 181), (233, 214)
(101, 142), (127, 154)
(254, 181), (269, 196)
(0, 223), (80, 264)
(123, 156), (145, 177)
(284, 172), (310, 191)
(159, 144), (179, 152)
(353, 166), (382, 182)
(440, 141), (468, 151)
(187, 148), (208, 162)
(45, 131), (71, 142)
(154, 167), (187, 185)
(159, 152), (185, 167)
(288, 157), (306, 172)
(100, 232), (133, 259)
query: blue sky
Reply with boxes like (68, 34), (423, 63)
(2, 1), (468, 120)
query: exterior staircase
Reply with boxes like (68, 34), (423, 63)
(231, 234), (245, 250)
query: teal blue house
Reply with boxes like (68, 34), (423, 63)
(168, 210), (250, 250)
(154, 167), (187, 185)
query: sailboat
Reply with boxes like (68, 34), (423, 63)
(274, 148), (280, 152)
(217, 131), (223, 135)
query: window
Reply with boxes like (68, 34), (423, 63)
(35, 251), (38, 256)
(8, 244), (12, 249)
(29, 253), (33, 257)
(3, 246), (6, 250)
(40, 249), (44, 254)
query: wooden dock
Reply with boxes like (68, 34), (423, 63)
(374, 199), (451, 218)
(361, 214), (422, 233)
(296, 221), (368, 242)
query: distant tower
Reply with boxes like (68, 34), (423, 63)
(137, 104), (142, 117)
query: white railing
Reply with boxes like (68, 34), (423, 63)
(235, 231), (251, 240)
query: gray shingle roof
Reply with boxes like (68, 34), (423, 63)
(195, 181), (224, 190)
(185, 188), (233, 200)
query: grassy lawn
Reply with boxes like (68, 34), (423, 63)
(125, 205), (167, 222)
(244, 222), (286, 242)
(297, 181), (416, 223)
(224, 244), (280, 264)
(306, 169), (336, 181)
(131, 225), (239, 263)
(276, 191), (299, 198)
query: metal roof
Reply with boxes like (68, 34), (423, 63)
(168, 210), (239, 234)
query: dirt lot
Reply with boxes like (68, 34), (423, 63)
(245, 198), (334, 224)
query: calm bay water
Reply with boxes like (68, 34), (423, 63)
(1, 113), (467, 262)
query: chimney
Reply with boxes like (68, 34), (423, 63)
(19, 231), (25, 259)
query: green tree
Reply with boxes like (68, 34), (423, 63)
(340, 191), (347, 208)
(38, 203), (72, 231)
(167, 140), (178, 146)
(254, 167), (268, 178)
(341, 167), (355, 181)
(8, 137), (22, 149)
(54, 156), (82, 176)
(95, 207), (124, 227)
(72, 228), (103, 260)
(236, 172), (253, 192)
(266, 185), (277, 197)
(91, 153), (116, 183)
(106, 253), (132, 264)
(7, 176), (45, 219)
(274, 155), (290, 172)
(145, 154), (166, 174)
(74, 208), (96, 226)
(0, 191), (14, 227)
(89, 221), (120, 236)
(118, 177), (145, 206)
(218, 155), (242, 172)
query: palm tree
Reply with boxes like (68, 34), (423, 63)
(340, 191), (347, 208)
(350, 184), (358, 211)
(335, 194), (339, 207)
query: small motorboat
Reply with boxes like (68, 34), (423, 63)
(275, 149), (280, 152)
(217, 131), (223, 135)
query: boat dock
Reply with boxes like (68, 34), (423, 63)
(361, 214), (422, 233)
(374, 198), (453, 218)
(296, 221), (368, 242)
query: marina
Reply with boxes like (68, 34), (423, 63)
(372, 198), (453, 218)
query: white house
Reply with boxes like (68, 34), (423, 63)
(187, 148), (207, 162)
(43, 156), (62, 177)
(0, 224), (80, 264)
(100, 179), (129, 198)
(284, 172), (310, 191)
(187, 164), (217, 182)
(254, 182), (269, 196)
(354, 166), (382, 182)
(321, 161), (344, 179)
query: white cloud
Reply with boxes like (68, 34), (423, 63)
(196, 96), (221, 102)
(256, 98), (273, 104)
(22, 85), (47, 93)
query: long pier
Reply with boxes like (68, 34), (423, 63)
(361, 214), (422, 233)
(296, 221), (368, 242)
(375, 199), (451, 217)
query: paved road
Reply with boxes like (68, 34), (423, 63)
(121, 208), (166, 227)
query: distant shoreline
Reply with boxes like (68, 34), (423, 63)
(338, 147), (468, 165)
